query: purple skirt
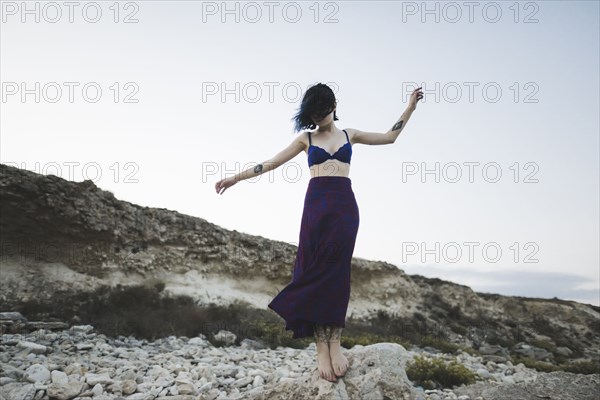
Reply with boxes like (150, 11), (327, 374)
(268, 176), (360, 339)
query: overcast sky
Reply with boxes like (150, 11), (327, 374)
(2, 0), (598, 306)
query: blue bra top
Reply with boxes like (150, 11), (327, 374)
(307, 129), (352, 167)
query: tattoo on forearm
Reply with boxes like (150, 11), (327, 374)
(392, 120), (404, 132)
(254, 164), (263, 174)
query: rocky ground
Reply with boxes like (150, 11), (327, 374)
(1, 312), (598, 400)
(2, 163), (599, 399)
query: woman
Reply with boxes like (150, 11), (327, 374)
(215, 83), (423, 383)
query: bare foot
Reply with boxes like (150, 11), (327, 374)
(329, 345), (349, 377)
(316, 342), (337, 382)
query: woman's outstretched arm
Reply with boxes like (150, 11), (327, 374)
(386, 104), (416, 143)
(388, 86), (423, 142)
(215, 134), (305, 194)
(235, 135), (305, 182)
(350, 86), (424, 146)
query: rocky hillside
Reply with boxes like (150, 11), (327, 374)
(1, 164), (599, 372)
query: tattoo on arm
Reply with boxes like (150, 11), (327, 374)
(392, 120), (404, 132)
(253, 164), (263, 174)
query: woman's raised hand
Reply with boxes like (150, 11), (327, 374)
(215, 176), (238, 195)
(409, 86), (424, 110)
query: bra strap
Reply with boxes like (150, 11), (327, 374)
(308, 131), (312, 145)
(343, 129), (350, 143)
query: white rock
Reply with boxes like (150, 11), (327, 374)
(69, 325), (94, 334)
(1, 382), (36, 400)
(174, 377), (196, 395)
(24, 363), (50, 383)
(76, 343), (94, 351)
(121, 379), (137, 395)
(85, 373), (113, 386)
(125, 393), (154, 400)
(476, 368), (490, 378)
(231, 376), (253, 388)
(46, 381), (84, 400)
(17, 341), (47, 354)
(92, 383), (104, 396)
(252, 375), (264, 387)
(168, 384), (179, 395)
(0, 377), (16, 385)
(214, 330), (236, 345)
(188, 337), (207, 346)
(198, 382), (213, 392)
(51, 370), (68, 384)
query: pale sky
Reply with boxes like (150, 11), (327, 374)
(2, 1), (598, 306)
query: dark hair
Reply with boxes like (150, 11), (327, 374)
(291, 83), (339, 133)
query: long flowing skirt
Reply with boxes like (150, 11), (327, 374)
(268, 176), (360, 339)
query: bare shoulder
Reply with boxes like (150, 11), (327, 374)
(344, 128), (357, 145)
(298, 130), (311, 152)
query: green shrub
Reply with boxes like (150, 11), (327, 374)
(406, 354), (476, 390)
(15, 284), (282, 344)
(513, 356), (558, 373)
(419, 335), (462, 354)
(504, 318), (517, 328)
(250, 320), (311, 349)
(413, 312), (426, 322)
(532, 315), (559, 337)
(514, 356), (600, 374)
(143, 278), (166, 293)
(341, 332), (383, 348)
(553, 337), (584, 359)
(486, 334), (516, 349)
(377, 309), (391, 321)
(449, 323), (467, 335)
(447, 305), (462, 320)
(416, 335), (480, 357)
(560, 360), (600, 375)
(531, 339), (556, 353)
